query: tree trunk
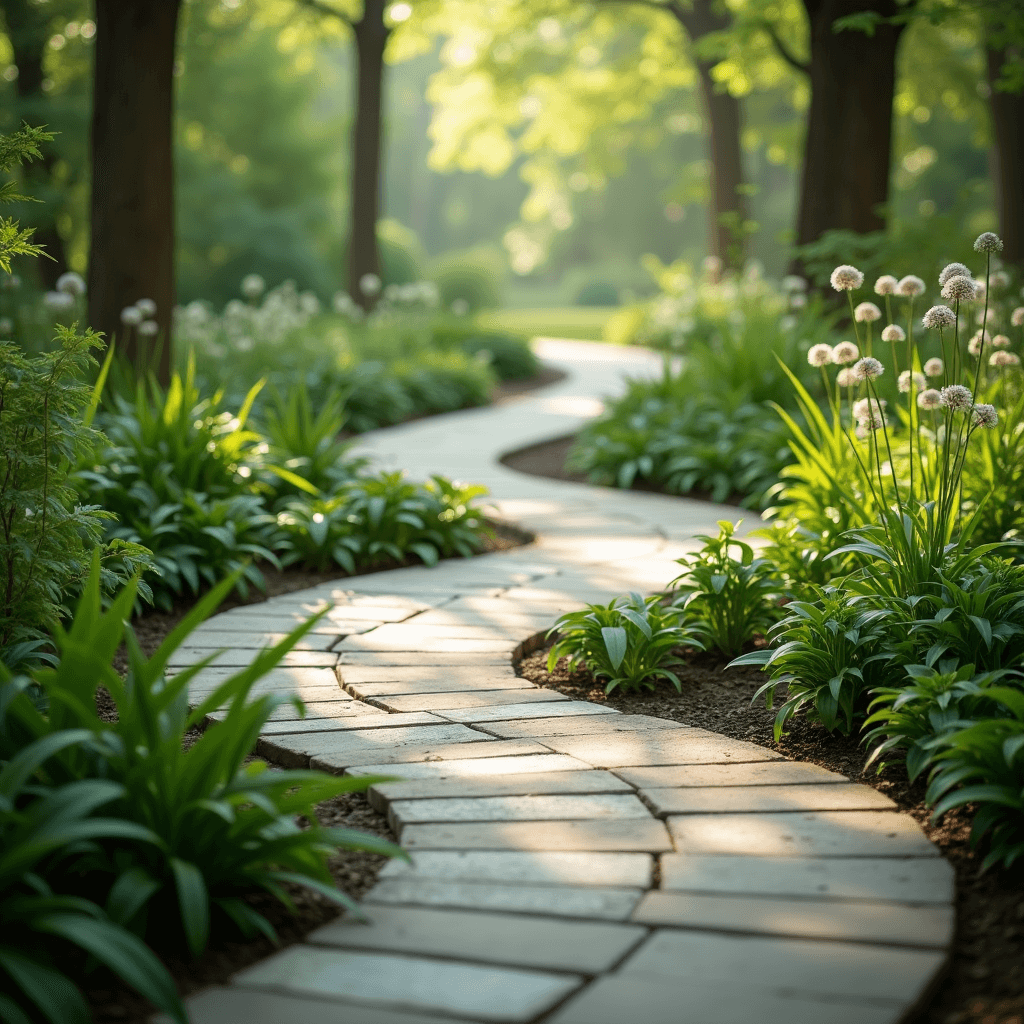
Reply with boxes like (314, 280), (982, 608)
(349, 0), (389, 308)
(671, 0), (747, 269)
(87, 0), (181, 384)
(795, 0), (905, 249)
(987, 46), (1024, 267)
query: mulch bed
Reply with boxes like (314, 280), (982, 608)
(517, 643), (1024, 1024)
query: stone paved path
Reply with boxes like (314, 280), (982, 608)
(174, 340), (953, 1024)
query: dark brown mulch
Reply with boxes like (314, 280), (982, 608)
(517, 643), (1024, 1024)
(493, 365), (567, 403)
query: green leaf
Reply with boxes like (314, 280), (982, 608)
(170, 858), (209, 956)
(601, 626), (628, 671)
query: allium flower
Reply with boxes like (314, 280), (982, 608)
(874, 275), (899, 295)
(991, 271), (1010, 289)
(972, 403), (998, 428)
(918, 389), (942, 410)
(939, 262), (972, 287)
(973, 279), (987, 300)
(992, 334), (1011, 349)
(0, 317), (12, 335)
(138, 320), (159, 336)
(968, 330), (990, 356)
(852, 356), (884, 381)
(881, 324), (905, 343)
(241, 273), (266, 299)
(782, 275), (807, 292)
(836, 367), (858, 388)
(790, 294), (807, 309)
(922, 305), (956, 329)
(831, 341), (859, 364)
(853, 397), (887, 421)
(807, 343), (833, 367)
(990, 350), (1020, 368)
(1011, 307), (1024, 327)
(974, 232), (1003, 253)
(830, 264), (864, 291)
(56, 271), (86, 296)
(924, 357), (944, 377)
(898, 275), (926, 297)
(43, 291), (74, 310)
(854, 301), (882, 322)
(359, 273), (382, 296)
(451, 298), (471, 316)
(136, 298), (157, 316)
(120, 305), (143, 326)
(898, 370), (926, 393)
(941, 276), (978, 302)
(940, 384), (973, 411)
(856, 420), (884, 437)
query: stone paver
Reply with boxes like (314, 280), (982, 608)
(481, 714), (687, 740)
(178, 630), (339, 650)
(170, 648), (337, 669)
(615, 761), (849, 788)
(310, 740), (553, 773)
(369, 687), (559, 712)
(345, 752), (594, 779)
(400, 818), (673, 852)
(338, 652), (510, 666)
(540, 730), (785, 767)
(258, 711), (446, 735)
(643, 783), (896, 816)
(436, 700), (616, 724)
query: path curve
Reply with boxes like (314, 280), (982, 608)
(174, 339), (953, 1024)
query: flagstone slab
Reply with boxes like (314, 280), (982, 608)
(193, 685), (347, 708)
(310, 905), (646, 973)
(437, 700), (616, 725)
(370, 688), (558, 713)
(313, 740), (554, 773)
(643, 784), (896, 816)
(619, 928), (947, 1006)
(346, 752), (594, 779)
(260, 712), (447, 736)
(666, 811), (941, 858)
(207, 700), (367, 724)
(368, 770), (632, 810)
(181, 665), (344, 690)
(232, 947), (582, 1022)
(169, 648), (337, 669)
(659, 854), (955, 903)
(481, 714), (687, 740)
(540, 731), (784, 768)
(337, 634), (514, 654)
(632, 890), (954, 947)
(348, 623), (540, 641)
(364, 878), (644, 921)
(339, 665), (518, 687)
(338, 652), (510, 666)
(378, 850), (654, 888)
(190, 614), (384, 635)
(400, 818), (674, 852)
(175, 630), (339, 651)
(411, 610), (557, 630)
(615, 762), (849, 789)
(389, 793), (651, 830)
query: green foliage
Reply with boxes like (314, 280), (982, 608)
(670, 521), (783, 657)
(0, 125), (53, 273)
(431, 248), (504, 311)
(391, 348), (496, 413)
(378, 219), (424, 286)
(448, 332), (539, 381)
(547, 593), (702, 694)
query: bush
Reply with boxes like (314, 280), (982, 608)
(431, 247), (503, 312)
(575, 281), (619, 307)
(378, 219), (424, 286)
(444, 331), (539, 381)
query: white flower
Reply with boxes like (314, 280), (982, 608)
(974, 232), (1003, 253)
(968, 330), (990, 356)
(359, 273), (382, 296)
(1, 274), (21, 290)
(898, 275), (926, 297)
(0, 317), (12, 335)
(917, 388), (942, 410)
(972, 403), (998, 428)
(939, 262), (972, 287)
(992, 334), (1011, 349)
(782, 275), (807, 292)
(1011, 307), (1024, 328)
(874, 275), (899, 295)
(852, 356), (884, 381)
(136, 298), (157, 316)
(451, 298), (470, 316)
(924, 357), (944, 377)
(789, 294), (807, 309)
(991, 270), (1010, 289)
(940, 384), (973, 411)
(43, 290), (74, 310)
(807, 343), (833, 367)
(120, 305), (143, 325)
(941, 275), (978, 302)
(138, 320), (159, 336)
(973, 279), (987, 300)
(56, 271), (86, 296)
(898, 370), (926, 393)
(990, 350), (1020, 368)
(241, 273), (266, 299)
(854, 301), (882, 322)
(836, 367), (858, 388)
(853, 397), (887, 421)
(831, 341), (859, 364)
(922, 305), (956, 329)
(830, 265), (864, 291)
(299, 292), (321, 315)
(880, 324), (905, 343)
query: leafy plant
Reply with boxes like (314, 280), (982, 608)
(547, 593), (702, 694)
(670, 520), (783, 657)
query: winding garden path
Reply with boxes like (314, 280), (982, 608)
(173, 339), (954, 1024)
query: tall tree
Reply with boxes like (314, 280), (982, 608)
(88, 0), (181, 382)
(986, 44), (1023, 264)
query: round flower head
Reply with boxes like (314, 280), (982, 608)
(898, 275), (926, 297)
(898, 370), (927, 393)
(924, 357), (944, 377)
(856, 419), (884, 437)
(941, 275), (977, 303)
(922, 305), (956, 329)
(940, 384), (973, 411)
(241, 273), (265, 299)
(967, 329), (991, 356)
(56, 271), (86, 296)
(854, 301), (882, 322)
(807, 343), (833, 367)
(992, 334), (1011, 349)
(0, 317), (12, 335)
(880, 324), (905, 343)
(990, 350), (1021, 368)
(939, 262), (972, 287)
(782, 275), (807, 292)
(972, 403), (998, 428)
(830, 264), (864, 291)
(853, 397), (887, 422)
(991, 270), (1010, 289)
(918, 388), (943, 410)
(973, 279), (987, 300)
(136, 298), (156, 316)
(974, 232), (1003, 253)
(874, 274), (899, 296)
(120, 305), (143, 326)
(1011, 307), (1024, 327)
(43, 290), (74, 310)
(790, 293), (807, 309)
(138, 320), (159, 336)
(852, 356), (884, 381)
(836, 367), (858, 388)
(359, 273), (382, 296)
(831, 341), (859, 364)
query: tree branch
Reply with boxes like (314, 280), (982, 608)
(760, 20), (810, 74)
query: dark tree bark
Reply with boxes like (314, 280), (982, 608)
(88, 0), (181, 383)
(987, 45), (1024, 266)
(349, 0), (389, 308)
(794, 0), (906, 249)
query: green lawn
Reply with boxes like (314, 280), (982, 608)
(474, 307), (620, 342)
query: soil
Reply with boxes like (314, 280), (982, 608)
(493, 365), (567, 403)
(517, 642), (1024, 1024)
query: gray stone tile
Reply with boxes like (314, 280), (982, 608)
(176, 630), (339, 651)
(482, 714), (687, 740)
(337, 634), (513, 654)
(260, 712), (447, 736)
(659, 853), (955, 903)
(174, 987), (483, 1024)
(312, 740), (553, 773)
(169, 648), (337, 668)
(411, 610), (556, 630)
(666, 811), (940, 858)
(182, 666), (343, 691)
(378, 850), (654, 887)
(620, 928), (947, 1005)
(364, 878), (644, 921)
(368, 770), (632, 810)
(547, 973), (902, 1024)
(347, 752), (594, 779)
(207, 699), (363, 724)
(401, 818), (673, 852)
(193, 685), (345, 708)
(198, 613), (384, 635)
(389, 793), (651, 830)
(632, 890), (954, 947)
(437, 700), (617, 724)
(540, 731), (783, 768)
(232, 946), (582, 1022)
(310, 905), (646, 973)
(371, 688), (556, 713)
(339, 652), (511, 666)
(354, 623), (539, 641)
(615, 762), (849, 788)
(643, 783), (896, 816)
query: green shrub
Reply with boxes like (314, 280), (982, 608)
(450, 332), (539, 381)
(431, 247), (503, 311)
(547, 594), (702, 694)
(391, 349), (495, 414)
(575, 281), (619, 307)
(378, 219), (423, 286)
